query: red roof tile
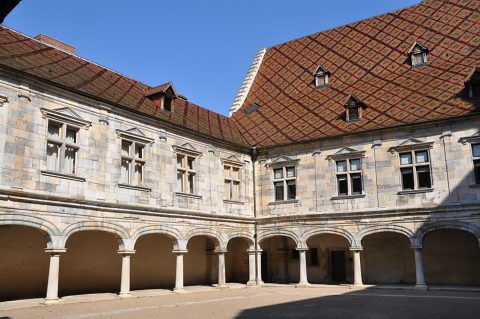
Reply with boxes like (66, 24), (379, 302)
(231, 0), (480, 147)
(0, 26), (248, 147)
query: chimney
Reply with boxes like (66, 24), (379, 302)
(34, 34), (76, 54)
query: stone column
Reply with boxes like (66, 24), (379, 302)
(118, 250), (135, 296)
(45, 248), (66, 303)
(352, 249), (363, 286)
(247, 249), (256, 286)
(216, 250), (227, 287)
(296, 248), (310, 287)
(256, 249), (264, 285)
(413, 247), (427, 290)
(173, 250), (187, 291)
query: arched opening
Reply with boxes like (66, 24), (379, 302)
(0, 225), (50, 300)
(184, 236), (219, 286)
(423, 229), (480, 286)
(361, 232), (415, 285)
(131, 233), (176, 291)
(306, 234), (352, 284)
(225, 237), (250, 284)
(59, 230), (122, 296)
(259, 236), (298, 284)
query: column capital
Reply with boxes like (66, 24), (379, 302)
(350, 247), (363, 252)
(295, 247), (309, 252)
(411, 245), (423, 250)
(117, 250), (135, 255)
(45, 248), (67, 254)
(248, 248), (263, 254)
(214, 249), (228, 254)
(172, 249), (188, 255)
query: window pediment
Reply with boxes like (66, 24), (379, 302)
(0, 95), (8, 107)
(116, 127), (154, 145)
(388, 138), (433, 153)
(326, 147), (365, 161)
(172, 142), (202, 157)
(459, 131), (480, 145)
(221, 155), (243, 167)
(267, 155), (299, 169)
(41, 107), (91, 129)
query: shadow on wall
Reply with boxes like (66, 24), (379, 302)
(234, 287), (480, 319)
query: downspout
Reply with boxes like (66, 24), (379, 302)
(251, 146), (259, 284)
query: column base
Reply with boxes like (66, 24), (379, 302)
(352, 283), (364, 289)
(247, 280), (257, 286)
(295, 282), (311, 288)
(174, 288), (185, 293)
(119, 292), (132, 298)
(44, 298), (60, 305)
(414, 284), (428, 291)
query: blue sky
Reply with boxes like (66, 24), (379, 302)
(5, 0), (419, 115)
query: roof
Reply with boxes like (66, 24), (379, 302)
(0, 26), (248, 147)
(231, 0), (480, 147)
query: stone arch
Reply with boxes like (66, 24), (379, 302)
(61, 220), (130, 250)
(355, 225), (414, 247)
(131, 225), (182, 250)
(301, 227), (354, 248)
(226, 232), (255, 250)
(412, 221), (480, 247)
(0, 214), (60, 248)
(257, 229), (300, 247)
(185, 227), (225, 249)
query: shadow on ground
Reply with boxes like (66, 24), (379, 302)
(235, 287), (480, 319)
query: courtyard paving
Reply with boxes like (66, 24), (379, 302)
(1, 285), (480, 319)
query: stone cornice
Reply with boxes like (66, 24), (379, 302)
(0, 188), (254, 225)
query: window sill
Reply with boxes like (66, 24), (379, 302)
(117, 183), (151, 192)
(330, 194), (365, 200)
(397, 188), (433, 195)
(469, 184), (480, 189)
(175, 192), (202, 199)
(223, 199), (245, 205)
(268, 199), (299, 206)
(41, 170), (86, 182)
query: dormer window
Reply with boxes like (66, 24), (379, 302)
(465, 67), (480, 100)
(344, 94), (365, 123)
(408, 42), (428, 68)
(144, 82), (178, 113)
(313, 65), (330, 89)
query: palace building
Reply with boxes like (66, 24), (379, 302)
(0, 0), (479, 302)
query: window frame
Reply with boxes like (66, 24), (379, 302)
(471, 143), (480, 185)
(335, 158), (363, 196)
(46, 121), (80, 175)
(120, 139), (146, 186)
(176, 152), (197, 194)
(398, 149), (433, 190)
(272, 165), (297, 202)
(223, 164), (242, 201)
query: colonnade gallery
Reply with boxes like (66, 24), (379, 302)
(0, 0), (479, 302)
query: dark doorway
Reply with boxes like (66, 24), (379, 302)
(261, 251), (268, 282)
(331, 251), (346, 282)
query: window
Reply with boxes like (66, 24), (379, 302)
(120, 140), (145, 186)
(336, 158), (362, 196)
(313, 65), (330, 89)
(224, 164), (241, 201)
(409, 42), (428, 68)
(399, 150), (432, 190)
(273, 166), (296, 201)
(348, 106), (359, 122)
(46, 122), (79, 175)
(465, 67), (480, 100)
(162, 96), (173, 112)
(177, 153), (196, 194)
(472, 143), (480, 185)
